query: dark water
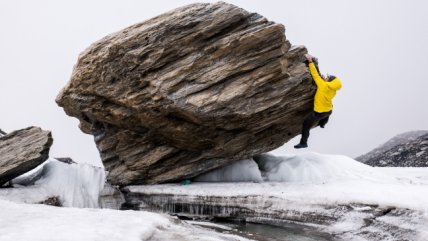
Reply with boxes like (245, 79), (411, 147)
(206, 221), (334, 241)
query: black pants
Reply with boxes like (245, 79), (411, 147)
(299, 111), (332, 145)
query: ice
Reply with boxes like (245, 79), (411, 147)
(11, 162), (46, 186)
(195, 152), (391, 184)
(0, 200), (251, 241)
(3, 152), (428, 240)
(36, 160), (106, 207)
(129, 152), (428, 212)
(1, 159), (105, 208)
(186, 221), (234, 231)
(194, 159), (262, 182)
(255, 152), (391, 183)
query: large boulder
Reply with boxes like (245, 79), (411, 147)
(56, 2), (316, 185)
(0, 127), (53, 186)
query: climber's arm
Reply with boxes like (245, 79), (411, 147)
(305, 54), (324, 87)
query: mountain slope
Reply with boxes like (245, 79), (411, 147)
(357, 130), (428, 167)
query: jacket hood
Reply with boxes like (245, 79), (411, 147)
(328, 77), (342, 90)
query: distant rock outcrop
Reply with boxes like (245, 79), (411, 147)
(0, 127), (53, 186)
(357, 130), (428, 167)
(38, 196), (62, 207)
(54, 157), (77, 165)
(56, 2), (317, 186)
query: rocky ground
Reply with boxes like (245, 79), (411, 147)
(357, 130), (428, 167)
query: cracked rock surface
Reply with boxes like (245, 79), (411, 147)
(56, 2), (315, 185)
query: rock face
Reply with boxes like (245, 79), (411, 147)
(56, 2), (316, 185)
(0, 127), (53, 186)
(357, 131), (428, 167)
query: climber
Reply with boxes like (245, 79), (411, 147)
(294, 54), (342, 149)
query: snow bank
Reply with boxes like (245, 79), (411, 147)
(163, 152), (428, 210)
(0, 159), (105, 208)
(37, 160), (105, 207)
(194, 152), (391, 184)
(194, 159), (262, 182)
(256, 152), (391, 183)
(129, 165), (428, 213)
(0, 200), (250, 241)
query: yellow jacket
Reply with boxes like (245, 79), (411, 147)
(309, 62), (342, 113)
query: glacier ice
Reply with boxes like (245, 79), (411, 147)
(1, 159), (105, 208)
(258, 152), (393, 183)
(194, 159), (262, 182)
(36, 160), (106, 208)
(197, 152), (392, 183)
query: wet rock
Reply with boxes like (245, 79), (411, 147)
(0, 127), (53, 186)
(39, 196), (62, 207)
(56, 2), (315, 185)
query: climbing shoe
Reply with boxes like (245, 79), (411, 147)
(294, 143), (308, 149)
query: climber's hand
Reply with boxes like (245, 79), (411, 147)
(305, 54), (314, 62)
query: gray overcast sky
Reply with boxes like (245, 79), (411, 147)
(1, 0), (427, 166)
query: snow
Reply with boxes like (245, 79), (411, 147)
(255, 152), (391, 183)
(195, 152), (393, 184)
(416, 150), (425, 157)
(0, 199), (251, 241)
(128, 152), (428, 240)
(2, 152), (428, 240)
(0, 159), (105, 208)
(378, 167), (428, 185)
(195, 159), (262, 182)
(130, 152), (428, 212)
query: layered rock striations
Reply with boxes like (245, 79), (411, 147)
(56, 2), (316, 185)
(0, 127), (53, 186)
